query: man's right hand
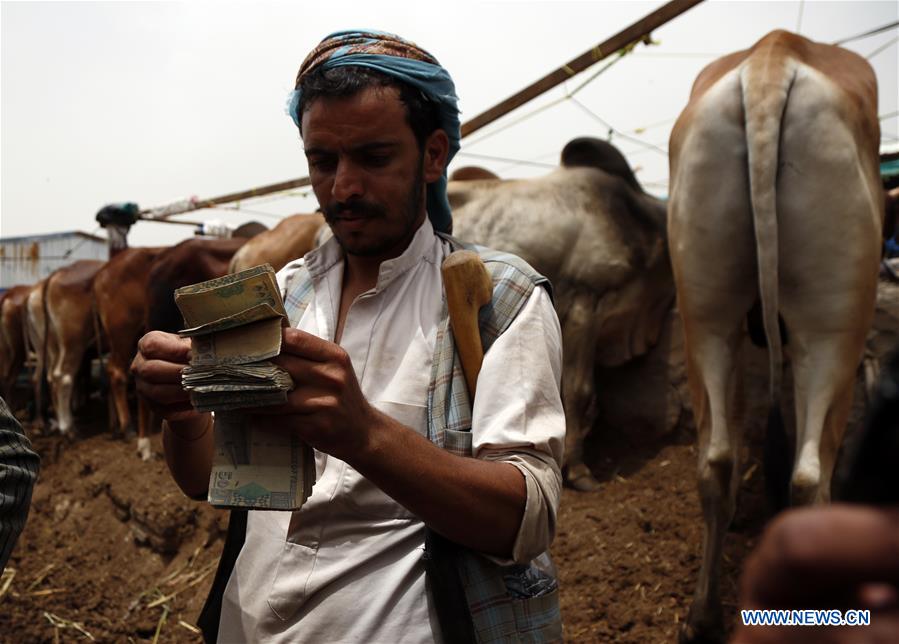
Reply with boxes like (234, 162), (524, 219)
(131, 331), (197, 423)
(134, 331), (214, 498)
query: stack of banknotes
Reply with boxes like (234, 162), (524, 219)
(175, 264), (293, 411)
(174, 264), (315, 510)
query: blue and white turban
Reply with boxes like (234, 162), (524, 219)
(287, 30), (461, 233)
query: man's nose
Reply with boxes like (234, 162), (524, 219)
(332, 160), (364, 202)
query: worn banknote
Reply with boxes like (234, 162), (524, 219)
(174, 264), (285, 328)
(207, 411), (315, 510)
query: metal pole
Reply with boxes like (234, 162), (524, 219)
(137, 216), (205, 226)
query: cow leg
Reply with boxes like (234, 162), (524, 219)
(786, 331), (862, 506)
(48, 328), (88, 437)
(679, 316), (748, 644)
(45, 321), (61, 432)
(559, 290), (601, 490)
(31, 353), (46, 430)
(675, 243), (754, 644)
(53, 351), (82, 437)
(776, 74), (882, 507)
(107, 362), (132, 437)
(136, 395), (152, 461)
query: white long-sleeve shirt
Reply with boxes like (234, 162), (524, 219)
(218, 218), (564, 643)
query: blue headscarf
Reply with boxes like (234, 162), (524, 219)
(287, 30), (461, 233)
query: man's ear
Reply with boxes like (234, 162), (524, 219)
(422, 129), (450, 183)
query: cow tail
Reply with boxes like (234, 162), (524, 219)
(741, 46), (796, 511)
(32, 284), (49, 422)
(20, 293), (33, 363)
(91, 294), (108, 392)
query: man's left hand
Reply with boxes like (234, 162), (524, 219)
(250, 327), (381, 462)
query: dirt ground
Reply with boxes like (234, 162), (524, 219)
(2, 280), (897, 643)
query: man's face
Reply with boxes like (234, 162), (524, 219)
(301, 86), (443, 262)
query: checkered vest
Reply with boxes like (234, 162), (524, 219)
(283, 233), (562, 643)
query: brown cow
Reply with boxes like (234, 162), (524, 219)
(0, 285), (32, 408)
(45, 260), (106, 436)
(228, 213), (325, 274)
(147, 237), (249, 333)
(93, 247), (166, 458)
(93, 238), (250, 460)
(668, 31), (882, 643)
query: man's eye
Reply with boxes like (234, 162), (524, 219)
(364, 155), (391, 167)
(308, 157), (336, 171)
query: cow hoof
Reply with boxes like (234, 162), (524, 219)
(137, 437), (152, 461)
(564, 464), (602, 492)
(679, 624), (725, 644)
(679, 606), (725, 644)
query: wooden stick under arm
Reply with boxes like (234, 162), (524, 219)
(441, 250), (493, 398)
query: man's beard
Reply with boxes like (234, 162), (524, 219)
(323, 164), (425, 258)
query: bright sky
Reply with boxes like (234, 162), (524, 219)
(2, 0), (897, 248)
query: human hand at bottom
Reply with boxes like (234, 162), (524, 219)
(733, 504), (899, 644)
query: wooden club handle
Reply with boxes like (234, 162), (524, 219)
(442, 250), (493, 399)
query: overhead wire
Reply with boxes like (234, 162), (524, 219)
(231, 188), (315, 207)
(866, 36), (898, 60)
(62, 226), (103, 259)
(632, 116), (678, 134)
(455, 151), (557, 169)
(567, 96), (668, 156)
(462, 95), (569, 150)
(211, 205), (293, 220)
(494, 149), (565, 175)
(630, 52), (721, 58)
(619, 140), (672, 158)
(465, 41), (640, 151)
(832, 21), (899, 46)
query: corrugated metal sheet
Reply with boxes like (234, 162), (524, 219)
(0, 231), (108, 290)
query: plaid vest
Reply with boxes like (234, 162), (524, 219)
(282, 233), (562, 643)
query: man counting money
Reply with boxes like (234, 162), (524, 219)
(132, 30), (565, 643)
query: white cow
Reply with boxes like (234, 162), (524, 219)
(668, 30), (883, 643)
(451, 137), (675, 490)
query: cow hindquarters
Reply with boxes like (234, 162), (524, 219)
(777, 69), (882, 505)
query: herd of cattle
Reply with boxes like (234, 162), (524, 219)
(0, 30), (896, 643)
(0, 214), (326, 460)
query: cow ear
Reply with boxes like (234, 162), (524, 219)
(422, 129), (449, 183)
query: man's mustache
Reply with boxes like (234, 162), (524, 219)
(323, 200), (387, 221)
